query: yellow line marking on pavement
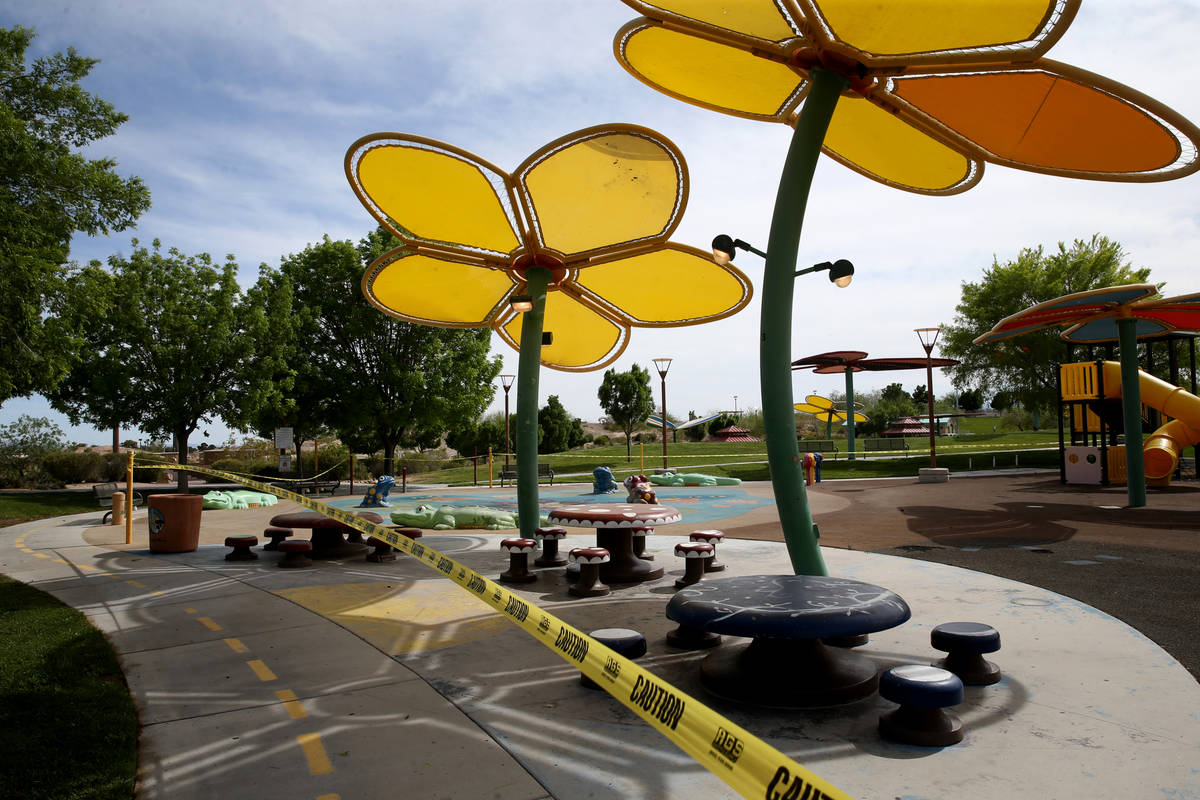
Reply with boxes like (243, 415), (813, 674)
(185, 607), (197, 613)
(103, 572), (122, 578)
(20, 547), (34, 553)
(247, 659), (277, 681)
(197, 617), (222, 631)
(316, 794), (340, 800)
(297, 733), (334, 775)
(77, 564), (97, 571)
(52, 558), (68, 564)
(33, 553), (50, 559)
(223, 637), (249, 654)
(150, 590), (166, 596)
(125, 580), (148, 588)
(275, 689), (308, 719)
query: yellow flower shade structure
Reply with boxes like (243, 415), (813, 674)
(614, 0), (1200, 195)
(611, 0), (1200, 575)
(345, 124), (752, 373)
(345, 124), (752, 538)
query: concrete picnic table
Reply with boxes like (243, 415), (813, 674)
(548, 503), (681, 584)
(267, 510), (384, 560)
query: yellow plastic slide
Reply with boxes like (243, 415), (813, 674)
(1098, 361), (1200, 483)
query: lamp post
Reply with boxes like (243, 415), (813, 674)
(712, 230), (854, 574)
(915, 327), (941, 468)
(500, 374), (515, 472)
(652, 357), (672, 470)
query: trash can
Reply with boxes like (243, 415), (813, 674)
(147, 493), (203, 553)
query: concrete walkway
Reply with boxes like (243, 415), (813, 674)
(1, 475), (1198, 799)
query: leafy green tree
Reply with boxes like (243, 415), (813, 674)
(0, 415), (65, 487)
(881, 382), (910, 403)
(991, 391), (1014, 412)
(597, 363), (654, 459)
(52, 240), (292, 490)
(941, 235), (1150, 416)
(447, 416), (506, 459)
(957, 388), (984, 412)
(0, 27), (151, 402)
(274, 230), (502, 474)
(683, 411), (706, 442)
(706, 412), (739, 437)
(538, 395), (577, 454)
(911, 384), (928, 406)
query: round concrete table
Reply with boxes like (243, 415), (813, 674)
(268, 510), (383, 560)
(666, 574), (910, 707)
(547, 503), (680, 583)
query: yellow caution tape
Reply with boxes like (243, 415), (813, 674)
(143, 459), (856, 800)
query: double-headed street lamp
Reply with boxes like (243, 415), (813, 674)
(915, 327), (941, 468)
(712, 235), (855, 288)
(500, 374), (515, 471)
(652, 357), (672, 470)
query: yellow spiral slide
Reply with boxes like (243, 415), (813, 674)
(1095, 361), (1200, 483)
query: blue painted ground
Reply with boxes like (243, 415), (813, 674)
(329, 485), (772, 527)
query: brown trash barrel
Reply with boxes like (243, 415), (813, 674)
(147, 494), (203, 553)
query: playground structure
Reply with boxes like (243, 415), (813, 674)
(1059, 360), (1200, 487)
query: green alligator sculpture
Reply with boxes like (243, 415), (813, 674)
(648, 472), (742, 487)
(390, 504), (548, 530)
(202, 490), (280, 510)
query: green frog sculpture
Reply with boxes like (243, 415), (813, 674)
(390, 503), (548, 530)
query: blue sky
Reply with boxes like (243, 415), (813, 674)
(3, 1), (1199, 446)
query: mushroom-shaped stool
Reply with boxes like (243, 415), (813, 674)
(277, 539), (313, 568)
(262, 526), (292, 551)
(580, 628), (646, 689)
(673, 542), (714, 589)
(534, 527), (568, 567)
(631, 526), (654, 561)
(931, 622), (1002, 686)
(499, 538), (538, 584)
(688, 530), (725, 571)
(224, 534), (259, 561)
(878, 665), (964, 747)
(366, 536), (396, 563)
(568, 547), (610, 597)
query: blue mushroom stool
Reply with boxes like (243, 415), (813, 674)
(879, 665), (964, 747)
(581, 628), (646, 689)
(931, 621), (1002, 686)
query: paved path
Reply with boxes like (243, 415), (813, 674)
(1, 473), (1197, 799)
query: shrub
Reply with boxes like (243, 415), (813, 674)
(593, 435), (611, 447)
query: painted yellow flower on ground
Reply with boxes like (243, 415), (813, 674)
(345, 124), (752, 371)
(614, 0), (1200, 195)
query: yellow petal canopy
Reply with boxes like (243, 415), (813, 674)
(348, 125), (752, 371)
(614, 0), (1200, 193)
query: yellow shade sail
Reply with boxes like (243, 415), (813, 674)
(617, 22), (804, 121)
(351, 141), (520, 255)
(824, 96), (979, 194)
(363, 251), (514, 327)
(575, 246), (751, 325)
(519, 131), (683, 256)
(501, 291), (626, 371)
(614, 0), (1200, 190)
(810, 0), (1067, 60)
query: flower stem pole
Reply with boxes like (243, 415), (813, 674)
(516, 266), (551, 538)
(1117, 316), (1147, 507)
(761, 67), (846, 576)
(844, 371), (856, 460)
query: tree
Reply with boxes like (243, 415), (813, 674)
(52, 240), (292, 490)
(0, 415), (65, 487)
(274, 230), (501, 474)
(447, 417), (507, 460)
(0, 27), (151, 402)
(597, 364), (654, 459)
(881, 382), (910, 403)
(538, 395), (579, 454)
(957, 388), (984, 412)
(911, 384), (928, 406)
(706, 412), (739, 437)
(940, 235), (1150, 416)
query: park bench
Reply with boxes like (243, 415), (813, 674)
(93, 482), (144, 524)
(799, 440), (838, 455)
(860, 438), (910, 453)
(499, 464), (555, 486)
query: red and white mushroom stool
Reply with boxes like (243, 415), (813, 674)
(630, 525), (654, 561)
(568, 547), (611, 597)
(533, 527), (568, 567)
(224, 534), (259, 561)
(688, 530), (726, 571)
(366, 536), (397, 563)
(277, 539), (313, 568)
(674, 542), (714, 589)
(262, 526), (292, 551)
(499, 538), (538, 584)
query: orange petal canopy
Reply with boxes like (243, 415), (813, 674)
(974, 284), (1200, 345)
(614, 0), (1200, 194)
(346, 125), (752, 371)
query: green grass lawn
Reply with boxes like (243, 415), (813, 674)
(0, 575), (138, 799)
(0, 491), (99, 527)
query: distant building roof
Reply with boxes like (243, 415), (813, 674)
(883, 416), (929, 436)
(707, 425), (761, 443)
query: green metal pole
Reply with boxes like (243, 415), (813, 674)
(1117, 317), (1147, 507)
(761, 68), (847, 576)
(516, 267), (551, 537)
(844, 370), (856, 460)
